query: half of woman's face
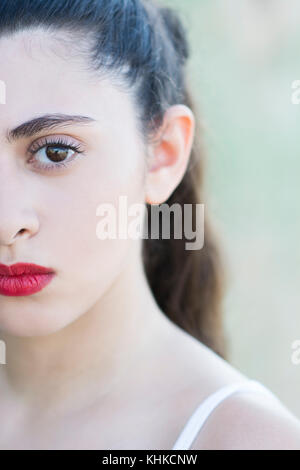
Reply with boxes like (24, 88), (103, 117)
(0, 29), (147, 336)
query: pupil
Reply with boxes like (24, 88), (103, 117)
(46, 146), (68, 162)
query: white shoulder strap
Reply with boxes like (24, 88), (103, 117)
(171, 379), (280, 450)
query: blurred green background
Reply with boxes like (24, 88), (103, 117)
(160, 0), (300, 418)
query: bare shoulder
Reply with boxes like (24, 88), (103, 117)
(162, 325), (300, 450)
(190, 384), (300, 450)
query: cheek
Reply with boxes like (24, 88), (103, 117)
(44, 145), (146, 298)
(94, 119), (146, 187)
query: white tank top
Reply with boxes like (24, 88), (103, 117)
(171, 379), (281, 450)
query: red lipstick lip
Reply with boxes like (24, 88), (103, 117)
(0, 262), (54, 276)
(0, 263), (56, 297)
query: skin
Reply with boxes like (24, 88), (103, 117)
(0, 29), (300, 450)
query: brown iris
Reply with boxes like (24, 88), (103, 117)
(46, 146), (69, 162)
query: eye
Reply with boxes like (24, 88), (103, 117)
(27, 135), (85, 172)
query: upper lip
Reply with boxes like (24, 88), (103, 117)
(0, 263), (55, 276)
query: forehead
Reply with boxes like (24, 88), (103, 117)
(0, 28), (137, 133)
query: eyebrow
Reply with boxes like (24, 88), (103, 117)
(5, 113), (97, 143)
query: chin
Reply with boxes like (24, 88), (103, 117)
(0, 305), (77, 337)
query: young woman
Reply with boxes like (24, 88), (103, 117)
(0, 0), (299, 450)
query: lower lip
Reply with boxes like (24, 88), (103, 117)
(0, 273), (55, 297)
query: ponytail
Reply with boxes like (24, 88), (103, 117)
(142, 3), (228, 359)
(142, 86), (227, 359)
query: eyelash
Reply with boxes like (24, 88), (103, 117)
(27, 136), (85, 172)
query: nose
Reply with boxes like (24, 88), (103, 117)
(0, 168), (39, 247)
(0, 219), (38, 246)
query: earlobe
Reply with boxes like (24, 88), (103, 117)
(145, 104), (195, 205)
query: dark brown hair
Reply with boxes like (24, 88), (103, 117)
(140, 2), (228, 359)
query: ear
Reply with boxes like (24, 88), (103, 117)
(145, 104), (195, 205)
